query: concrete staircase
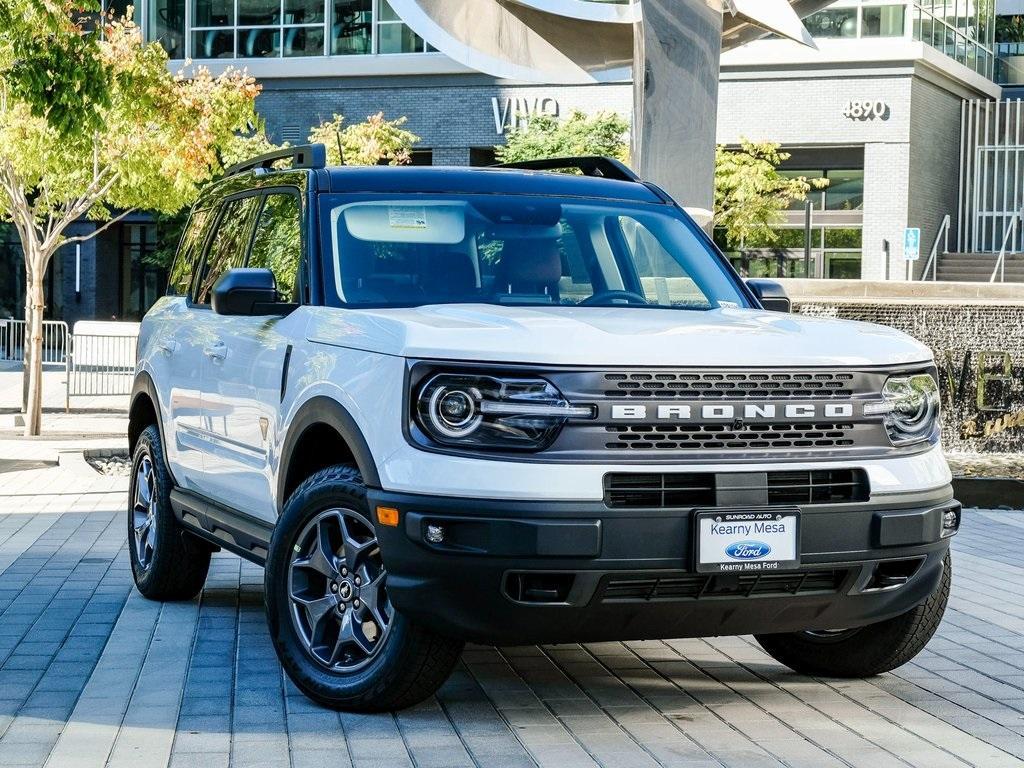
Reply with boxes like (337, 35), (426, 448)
(935, 252), (1024, 282)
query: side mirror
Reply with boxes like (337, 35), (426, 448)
(212, 268), (287, 316)
(746, 279), (791, 313)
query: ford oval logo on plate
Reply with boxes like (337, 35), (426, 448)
(726, 541), (772, 560)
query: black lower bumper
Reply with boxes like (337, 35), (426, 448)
(369, 486), (959, 646)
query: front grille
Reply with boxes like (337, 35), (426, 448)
(604, 469), (868, 508)
(601, 568), (849, 602)
(603, 371), (856, 400)
(604, 473), (716, 509)
(767, 469), (869, 505)
(604, 422), (856, 451)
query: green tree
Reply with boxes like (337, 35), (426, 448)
(309, 112), (420, 166)
(714, 139), (827, 249)
(0, 11), (260, 435)
(0, 1), (111, 136)
(495, 110), (630, 165)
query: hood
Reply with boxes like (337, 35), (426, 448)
(305, 304), (933, 368)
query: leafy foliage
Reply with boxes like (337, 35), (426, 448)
(0, 1), (111, 135)
(309, 112), (420, 166)
(714, 139), (827, 249)
(495, 110), (630, 165)
(0, 11), (260, 434)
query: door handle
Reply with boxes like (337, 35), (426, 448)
(204, 342), (227, 361)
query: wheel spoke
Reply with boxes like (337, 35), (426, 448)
(293, 593), (337, 635)
(295, 517), (341, 578)
(338, 516), (375, 572)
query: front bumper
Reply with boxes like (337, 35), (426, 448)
(369, 485), (959, 645)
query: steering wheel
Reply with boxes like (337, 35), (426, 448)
(579, 290), (650, 307)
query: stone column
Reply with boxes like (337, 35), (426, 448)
(632, 0), (723, 221)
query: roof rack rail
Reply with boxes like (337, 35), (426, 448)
(491, 156), (641, 183)
(225, 143), (327, 177)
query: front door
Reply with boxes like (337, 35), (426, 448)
(200, 189), (305, 522)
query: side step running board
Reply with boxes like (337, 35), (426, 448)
(169, 488), (274, 566)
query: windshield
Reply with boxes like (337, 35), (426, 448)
(320, 194), (751, 311)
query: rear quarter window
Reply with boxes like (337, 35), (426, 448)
(167, 208), (212, 297)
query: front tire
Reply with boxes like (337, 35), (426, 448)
(755, 552), (951, 677)
(128, 424), (212, 600)
(265, 465), (464, 712)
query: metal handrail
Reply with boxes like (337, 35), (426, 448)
(920, 214), (951, 281)
(990, 208), (1023, 283)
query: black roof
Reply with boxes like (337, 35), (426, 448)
(321, 165), (665, 204)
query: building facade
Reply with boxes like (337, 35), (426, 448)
(0, 0), (1009, 325)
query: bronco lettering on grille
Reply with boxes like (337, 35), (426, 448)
(609, 403), (857, 421)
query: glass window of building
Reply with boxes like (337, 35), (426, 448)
(119, 224), (165, 321)
(803, 7), (859, 38)
(862, 5), (905, 36)
(332, 0), (373, 55)
(377, 0), (427, 53)
(184, 0), (436, 58)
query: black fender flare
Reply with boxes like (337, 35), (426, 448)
(129, 370), (180, 485)
(277, 396), (382, 511)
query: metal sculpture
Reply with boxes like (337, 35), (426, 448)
(387, 0), (830, 214)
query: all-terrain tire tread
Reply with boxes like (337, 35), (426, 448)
(267, 464), (464, 712)
(130, 425), (212, 601)
(755, 553), (951, 678)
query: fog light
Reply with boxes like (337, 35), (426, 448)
(425, 524), (445, 544)
(941, 504), (961, 538)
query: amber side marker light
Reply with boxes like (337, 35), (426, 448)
(376, 506), (400, 527)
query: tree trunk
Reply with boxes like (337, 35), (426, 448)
(21, 299), (29, 413)
(23, 252), (46, 437)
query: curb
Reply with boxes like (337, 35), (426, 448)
(953, 477), (1024, 510)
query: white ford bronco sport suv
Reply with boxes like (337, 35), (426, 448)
(129, 145), (960, 712)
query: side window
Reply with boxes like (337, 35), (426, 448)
(248, 192), (302, 300)
(167, 208), (211, 296)
(193, 196), (260, 305)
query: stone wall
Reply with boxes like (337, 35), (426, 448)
(793, 296), (1024, 453)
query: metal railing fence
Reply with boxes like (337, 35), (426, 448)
(0, 320), (69, 364)
(919, 214), (951, 281)
(65, 332), (137, 410)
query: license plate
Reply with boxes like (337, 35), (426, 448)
(694, 508), (800, 573)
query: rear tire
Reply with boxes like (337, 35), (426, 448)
(128, 424), (212, 601)
(265, 464), (464, 712)
(755, 552), (951, 677)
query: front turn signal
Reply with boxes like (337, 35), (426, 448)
(376, 506), (400, 527)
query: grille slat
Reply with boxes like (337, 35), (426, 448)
(604, 469), (869, 508)
(603, 371), (855, 400)
(601, 569), (849, 603)
(604, 422), (856, 451)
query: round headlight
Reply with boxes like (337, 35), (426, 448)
(879, 374), (940, 445)
(414, 373), (594, 451)
(427, 385), (482, 438)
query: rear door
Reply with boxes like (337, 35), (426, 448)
(200, 188), (305, 520)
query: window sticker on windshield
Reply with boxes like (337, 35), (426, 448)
(388, 206), (428, 229)
(719, 301), (739, 308)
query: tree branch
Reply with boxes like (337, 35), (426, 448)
(60, 208), (137, 247)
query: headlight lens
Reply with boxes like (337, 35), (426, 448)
(865, 373), (940, 446)
(415, 373), (593, 451)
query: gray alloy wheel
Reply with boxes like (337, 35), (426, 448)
(131, 455), (158, 570)
(287, 507), (394, 673)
